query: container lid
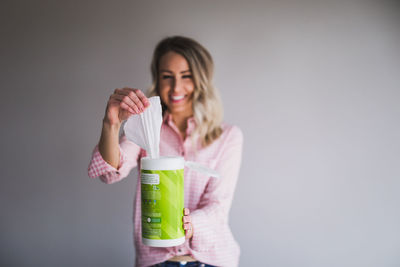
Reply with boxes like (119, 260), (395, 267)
(141, 156), (184, 170)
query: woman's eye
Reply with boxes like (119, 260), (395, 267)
(162, 75), (173, 79)
(182, 75), (192, 79)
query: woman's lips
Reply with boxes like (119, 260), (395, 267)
(170, 95), (185, 103)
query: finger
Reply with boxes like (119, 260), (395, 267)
(183, 216), (191, 224)
(128, 90), (146, 111)
(122, 100), (140, 114)
(134, 89), (150, 108)
(114, 88), (135, 98)
(183, 223), (190, 230)
(183, 208), (190, 216)
(184, 223), (193, 239)
(114, 88), (131, 96)
(119, 87), (135, 95)
(108, 98), (121, 106)
(118, 88), (146, 112)
(113, 93), (140, 113)
(120, 102), (136, 114)
(108, 98), (130, 112)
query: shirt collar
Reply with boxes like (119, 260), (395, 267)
(163, 111), (196, 136)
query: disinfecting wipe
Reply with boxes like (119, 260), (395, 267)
(124, 96), (162, 159)
(123, 96), (219, 247)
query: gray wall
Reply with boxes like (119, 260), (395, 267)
(1, 0), (399, 266)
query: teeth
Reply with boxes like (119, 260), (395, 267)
(171, 95), (184, 100)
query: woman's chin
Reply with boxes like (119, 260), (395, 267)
(168, 105), (193, 116)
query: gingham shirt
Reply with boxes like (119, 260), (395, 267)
(88, 113), (243, 267)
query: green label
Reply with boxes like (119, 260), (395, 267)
(141, 169), (184, 240)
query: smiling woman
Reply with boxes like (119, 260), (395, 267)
(88, 36), (243, 267)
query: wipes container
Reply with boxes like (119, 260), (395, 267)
(140, 156), (185, 247)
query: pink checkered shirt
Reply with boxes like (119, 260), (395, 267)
(88, 113), (243, 267)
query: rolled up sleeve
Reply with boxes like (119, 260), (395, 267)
(87, 135), (141, 184)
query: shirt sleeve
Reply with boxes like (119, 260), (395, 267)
(87, 135), (141, 184)
(189, 126), (243, 253)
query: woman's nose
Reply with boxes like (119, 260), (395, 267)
(172, 78), (183, 92)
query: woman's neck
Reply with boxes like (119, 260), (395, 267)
(171, 112), (193, 139)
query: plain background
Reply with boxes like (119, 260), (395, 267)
(1, 0), (399, 266)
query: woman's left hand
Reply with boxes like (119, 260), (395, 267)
(183, 208), (193, 239)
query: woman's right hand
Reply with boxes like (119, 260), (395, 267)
(104, 87), (150, 126)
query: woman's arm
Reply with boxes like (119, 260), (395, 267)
(88, 135), (141, 184)
(98, 87), (149, 168)
(88, 88), (149, 183)
(98, 121), (122, 169)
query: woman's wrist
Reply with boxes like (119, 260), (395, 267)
(102, 118), (121, 132)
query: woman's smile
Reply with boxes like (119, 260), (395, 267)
(170, 94), (185, 102)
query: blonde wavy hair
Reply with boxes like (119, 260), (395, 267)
(148, 36), (223, 147)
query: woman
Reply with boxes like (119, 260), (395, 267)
(88, 36), (243, 267)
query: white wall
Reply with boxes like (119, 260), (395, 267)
(1, 0), (399, 266)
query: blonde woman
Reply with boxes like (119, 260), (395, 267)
(88, 36), (243, 267)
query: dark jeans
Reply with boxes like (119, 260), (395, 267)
(151, 261), (215, 267)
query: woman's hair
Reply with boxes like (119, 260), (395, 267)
(148, 36), (223, 147)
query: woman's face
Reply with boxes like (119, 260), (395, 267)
(158, 51), (194, 118)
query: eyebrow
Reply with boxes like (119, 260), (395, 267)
(160, 70), (191, 74)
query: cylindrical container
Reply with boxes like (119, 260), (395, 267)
(140, 156), (185, 247)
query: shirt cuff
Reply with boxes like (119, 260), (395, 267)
(88, 145), (124, 179)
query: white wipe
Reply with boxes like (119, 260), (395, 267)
(123, 96), (162, 159)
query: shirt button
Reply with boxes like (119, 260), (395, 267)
(178, 248), (182, 252)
